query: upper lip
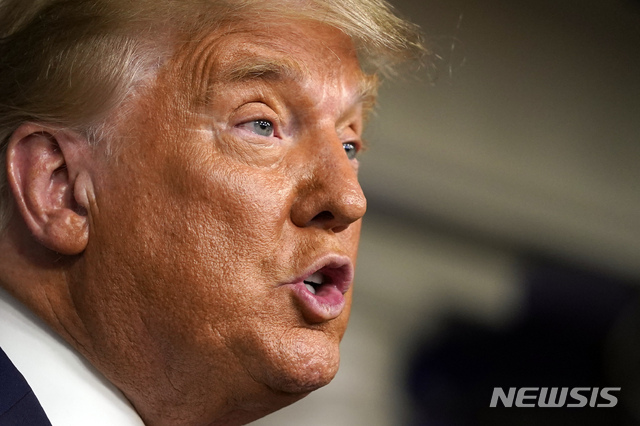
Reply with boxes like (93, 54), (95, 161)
(282, 254), (354, 294)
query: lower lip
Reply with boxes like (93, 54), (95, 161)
(285, 282), (346, 324)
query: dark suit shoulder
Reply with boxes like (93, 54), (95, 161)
(0, 348), (52, 425)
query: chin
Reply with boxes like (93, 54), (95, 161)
(267, 351), (340, 395)
(247, 326), (343, 395)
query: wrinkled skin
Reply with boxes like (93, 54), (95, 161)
(2, 21), (369, 425)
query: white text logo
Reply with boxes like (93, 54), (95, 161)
(490, 387), (620, 408)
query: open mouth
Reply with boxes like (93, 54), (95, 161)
(282, 256), (354, 323)
(301, 262), (351, 296)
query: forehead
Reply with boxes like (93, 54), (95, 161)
(173, 19), (375, 106)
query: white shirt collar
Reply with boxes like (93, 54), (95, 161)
(0, 287), (145, 426)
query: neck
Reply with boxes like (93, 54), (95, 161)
(0, 214), (89, 358)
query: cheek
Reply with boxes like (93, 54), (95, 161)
(128, 150), (302, 329)
(171, 155), (294, 281)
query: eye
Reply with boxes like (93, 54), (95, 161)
(239, 119), (275, 137)
(343, 142), (358, 160)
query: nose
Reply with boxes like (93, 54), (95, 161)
(290, 139), (367, 233)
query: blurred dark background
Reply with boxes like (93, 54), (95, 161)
(256, 0), (640, 424)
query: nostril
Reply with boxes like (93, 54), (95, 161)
(311, 211), (334, 223)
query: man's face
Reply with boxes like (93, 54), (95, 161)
(70, 19), (369, 417)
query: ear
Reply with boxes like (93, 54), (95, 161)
(6, 123), (91, 255)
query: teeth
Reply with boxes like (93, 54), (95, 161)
(303, 271), (324, 295)
(304, 272), (323, 285)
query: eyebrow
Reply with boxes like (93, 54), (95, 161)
(215, 55), (378, 105)
(216, 56), (305, 84)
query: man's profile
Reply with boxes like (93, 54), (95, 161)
(0, 0), (423, 424)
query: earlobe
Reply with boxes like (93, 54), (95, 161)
(6, 123), (90, 255)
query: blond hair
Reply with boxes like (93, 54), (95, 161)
(0, 0), (425, 232)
